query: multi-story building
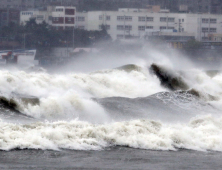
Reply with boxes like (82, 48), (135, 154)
(20, 10), (49, 25)
(20, 6), (79, 30)
(50, 6), (76, 30)
(86, 8), (222, 41)
(20, 6), (222, 42)
(0, 9), (20, 27)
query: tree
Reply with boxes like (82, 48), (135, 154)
(1, 18), (112, 50)
(185, 39), (202, 49)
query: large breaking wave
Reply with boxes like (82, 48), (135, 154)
(1, 115), (222, 151)
(0, 60), (222, 151)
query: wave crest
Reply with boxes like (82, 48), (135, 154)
(1, 115), (222, 151)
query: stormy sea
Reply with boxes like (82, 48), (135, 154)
(1, 48), (222, 170)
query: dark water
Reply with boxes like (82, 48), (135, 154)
(0, 147), (221, 170)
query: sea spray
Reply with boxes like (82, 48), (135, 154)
(1, 115), (222, 151)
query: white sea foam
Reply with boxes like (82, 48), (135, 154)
(0, 115), (222, 151)
(0, 68), (165, 120)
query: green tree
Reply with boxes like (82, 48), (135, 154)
(185, 39), (202, 49)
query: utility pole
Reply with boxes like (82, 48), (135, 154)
(167, 16), (168, 29)
(124, 15), (125, 39)
(73, 26), (75, 49)
(178, 19), (182, 32)
(24, 33), (26, 50)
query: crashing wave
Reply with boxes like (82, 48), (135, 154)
(0, 115), (222, 151)
(0, 92), (39, 114)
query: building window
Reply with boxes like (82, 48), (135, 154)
(117, 25), (132, 30)
(210, 19), (217, 23)
(125, 16), (132, 21)
(138, 16), (145, 21)
(168, 18), (175, 22)
(56, 8), (63, 12)
(202, 18), (209, 23)
(22, 12), (33, 15)
(182, 19), (184, 22)
(146, 17), (153, 21)
(78, 17), (85, 21)
(138, 26), (145, 31)
(53, 17), (57, 21)
(99, 15), (103, 20)
(65, 8), (75, 15)
(100, 25), (110, 30)
(36, 15), (44, 20)
(117, 16), (132, 21)
(65, 17), (74, 24)
(160, 17), (167, 22)
(210, 28), (217, 32)
(117, 25), (124, 30)
(202, 27), (208, 32)
(146, 26), (153, 29)
(125, 25), (132, 30)
(117, 16), (124, 21)
(160, 26), (167, 30)
(168, 27), (174, 29)
(106, 16), (110, 20)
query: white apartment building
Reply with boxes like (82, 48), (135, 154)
(86, 8), (222, 41)
(75, 12), (88, 30)
(20, 7), (222, 41)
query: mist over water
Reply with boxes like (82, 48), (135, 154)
(1, 45), (222, 151)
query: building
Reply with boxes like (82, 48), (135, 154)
(20, 6), (79, 30)
(20, 6), (222, 42)
(208, 33), (222, 41)
(20, 6), (87, 30)
(20, 10), (49, 25)
(50, 6), (76, 30)
(86, 9), (222, 41)
(0, 9), (20, 27)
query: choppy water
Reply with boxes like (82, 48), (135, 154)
(0, 51), (222, 169)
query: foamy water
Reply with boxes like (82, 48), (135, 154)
(1, 61), (222, 151)
(0, 115), (222, 151)
(0, 68), (164, 120)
